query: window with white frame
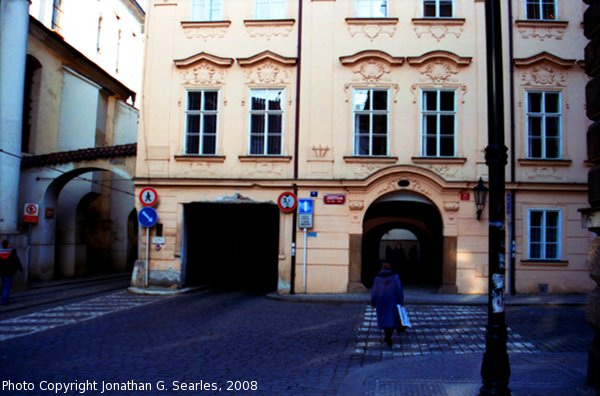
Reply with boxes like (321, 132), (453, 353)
(525, 0), (556, 20)
(528, 209), (561, 260)
(421, 89), (456, 157)
(423, 0), (453, 18)
(191, 0), (222, 21)
(353, 89), (389, 156)
(249, 89), (284, 155)
(254, 0), (287, 19)
(185, 90), (218, 155)
(526, 91), (562, 159)
(355, 0), (387, 18)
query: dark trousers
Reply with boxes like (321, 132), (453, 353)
(1, 276), (13, 305)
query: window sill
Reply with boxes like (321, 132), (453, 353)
(343, 156), (398, 164)
(174, 155), (225, 163)
(345, 17), (399, 25)
(518, 158), (572, 166)
(181, 20), (232, 29)
(238, 155), (292, 162)
(515, 19), (568, 28)
(411, 157), (467, 165)
(243, 19), (295, 28)
(521, 260), (568, 267)
(411, 18), (465, 25)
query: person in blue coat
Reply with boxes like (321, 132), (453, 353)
(371, 261), (405, 347)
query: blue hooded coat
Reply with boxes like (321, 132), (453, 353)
(371, 268), (405, 329)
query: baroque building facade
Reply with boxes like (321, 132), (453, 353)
(137, 0), (593, 294)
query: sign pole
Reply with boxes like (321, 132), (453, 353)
(145, 227), (150, 288)
(25, 223), (31, 285)
(303, 227), (307, 293)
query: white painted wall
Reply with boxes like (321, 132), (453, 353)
(114, 101), (138, 145)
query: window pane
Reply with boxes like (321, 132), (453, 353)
(251, 114), (265, 133)
(202, 135), (216, 155)
(440, 91), (454, 111)
(267, 135), (281, 155)
(372, 114), (387, 134)
(188, 92), (202, 111)
(372, 90), (387, 110)
(203, 114), (217, 133)
(424, 91), (437, 111)
(372, 136), (387, 155)
(545, 137), (560, 159)
(528, 92), (542, 112)
(526, 1), (540, 19)
(423, 0), (436, 17)
(440, 115), (454, 135)
(528, 117), (542, 137)
(268, 91), (282, 110)
(529, 136), (542, 158)
(530, 243), (541, 259)
(426, 136), (437, 156)
(356, 114), (370, 134)
(251, 91), (266, 110)
(541, 0), (555, 19)
(545, 117), (559, 137)
(268, 114), (282, 133)
(354, 90), (369, 111)
(545, 243), (558, 259)
(204, 91), (218, 110)
(545, 93), (560, 113)
(187, 115), (200, 133)
(439, 0), (452, 17)
(425, 115), (437, 135)
(440, 136), (454, 156)
(186, 135), (199, 154)
(250, 135), (264, 155)
(530, 211), (542, 227)
(357, 136), (370, 155)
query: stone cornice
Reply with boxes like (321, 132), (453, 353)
(514, 51), (576, 68)
(174, 52), (234, 68)
(237, 50), (297, 66)
(339, 50), (404, 66)
(407, 50), (472, 66)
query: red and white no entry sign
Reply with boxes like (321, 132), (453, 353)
(139, 187), (159, 207)
(277, 192), (298, 213)
(23, 203), (39, 224)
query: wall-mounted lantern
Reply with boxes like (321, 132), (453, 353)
(473, 177), (488, 220)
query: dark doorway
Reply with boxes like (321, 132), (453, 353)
(184, 202), (279, 292)
(362, 199), (443, 288)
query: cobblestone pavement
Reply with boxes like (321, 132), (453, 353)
(0, 291), (164, 341)
(0, 291), (594, 395)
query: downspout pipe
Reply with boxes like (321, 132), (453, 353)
(507, 0), (517, 296)
(290, 0), (304, 294)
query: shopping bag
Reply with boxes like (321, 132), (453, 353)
(397, 305), (412, 328)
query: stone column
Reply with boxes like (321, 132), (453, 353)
(582, 0), (600, 390)
(0, 0), (30, 233)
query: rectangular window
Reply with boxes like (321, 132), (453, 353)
(355, 0), (387, 18)
(191, 0), (222, 21)
(423, 0), (453, 18)
(528, 209), (561, 260)
(353, 89), (389, 156)
(421, 90), (456, 157)
(185, 90), (218, 155)
(526, 91), (561, 159)
(249, 89), (284, 155)
(525, 0), (556, 20)
(254, 0), (287, 19)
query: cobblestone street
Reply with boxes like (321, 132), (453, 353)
(0, 290), (595, 395)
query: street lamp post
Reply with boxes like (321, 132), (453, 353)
(480, 0), (511, 395)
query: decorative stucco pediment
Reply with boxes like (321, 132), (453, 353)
(174, 52), (234, 85)
(514, 52), (575, 88)
(340, 50), (404, 93)
(237, 51), (297, 85)
(339, 50), (404, 66)
(406, 50), (472, 67)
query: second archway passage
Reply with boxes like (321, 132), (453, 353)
(183, 202), (279, 293)
(362, 200), (443, 289)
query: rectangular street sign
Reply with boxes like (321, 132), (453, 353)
(298, 199), (314, 214)
(298, 213), (313, 229)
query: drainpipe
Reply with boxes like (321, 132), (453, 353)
(507, 0), (517, 295)
(290, 0), (304, 294)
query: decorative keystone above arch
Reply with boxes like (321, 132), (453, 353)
(237, 51), (297, 85)
(515, 52), (575, 88)
(174, 52), (234, 85)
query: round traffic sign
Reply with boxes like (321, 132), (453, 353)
(139, 187), (159, 207)
(138, 207), (158, 228)
(277, 192), (298, 213)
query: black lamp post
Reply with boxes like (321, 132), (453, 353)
(474, 178), (489, 220)
(480, 0), (511, 394)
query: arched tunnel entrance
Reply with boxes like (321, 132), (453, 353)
(362, 192), (443, 289)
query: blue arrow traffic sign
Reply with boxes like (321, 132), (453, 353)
(298, 198), (314, 214)
(138, 207), (158, 228)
